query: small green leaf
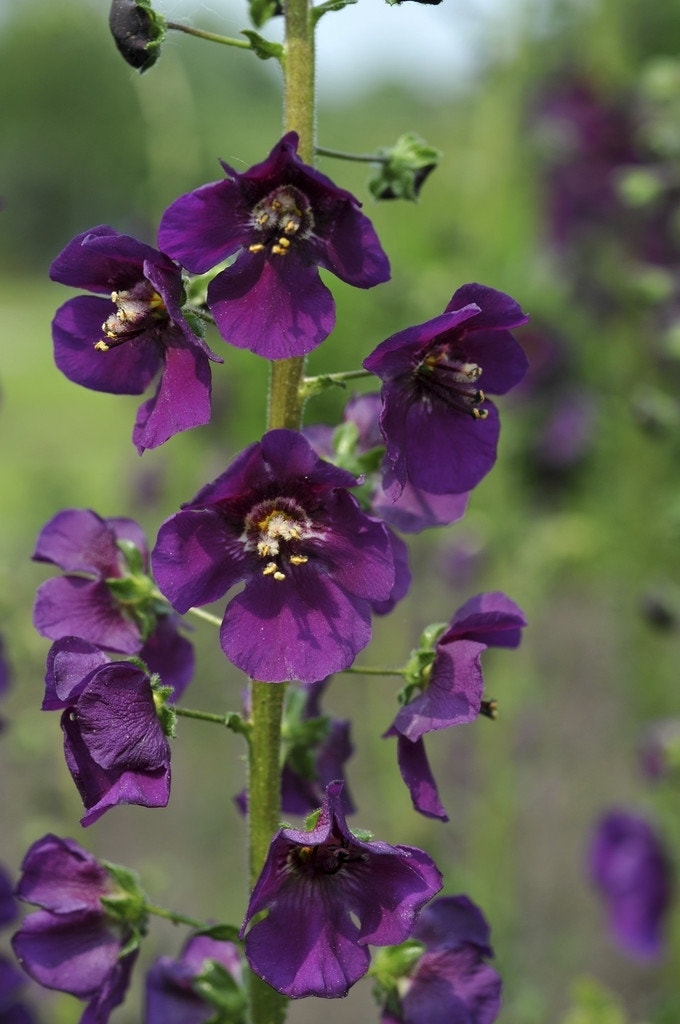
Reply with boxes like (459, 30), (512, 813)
(312, 0), (358, 25)
(241, 30), (283, 61)
(247, 0), (282, 29)
(196, 923), (243, 943)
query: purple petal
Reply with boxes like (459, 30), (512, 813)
(447, 592), (527, 648)
(33, 577), (142, 654)
(392, 734), (449, 821)
(139, 617), (194, 700)
(207, 253), (335, 358)
(33, 509), (122, 576)
(49, 226), (150, 292)
(132, 340), (213, 452)
(11, 912), (121, 998)
(392, 640), (487, 741)
(15, 835), (109, 915)
(43, 638), (109, 710)
(446, 283), (528, 331)
(402, 948), (502, 1024)
(158, 181), (251, 273)
(413, 895), (494, 956)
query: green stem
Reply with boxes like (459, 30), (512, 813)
(316, 145), (387, 164)
(341, 665), (407, 678)
(186, 605), (223, 628)
(247, 3), (316, 1022)
(300, 367), (374, 400)
(166, 21), (253, 50)
(175, 706), (249, 736)
(145, 902), (207, 930)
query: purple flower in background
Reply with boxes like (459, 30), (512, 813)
(240, 781), (442, 998)
(589, 809), (673, 960)
(43, 639), (172, 826)
(12, 835), (139, 1023)
(305, 393), (469, 534)
(364, 284), (529, 497)
(379, 895), (502, 1024)
(145, 933), (245, 1024)
(386, 593), (526, 820)
(33, 509), (193, 697)
(158, 132), (390, 359)
(0, 955), (36, 1024)
(50, 225), (221, 452)
(152, 429), (397, 684)
(0, 634), (11, 735)
(0, 866), (17, 929)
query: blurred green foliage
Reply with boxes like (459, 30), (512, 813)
(2, 0), (680, 1023)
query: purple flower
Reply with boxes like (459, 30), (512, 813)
(43, 639), (172, 826)
(33, 509), (193, 698)
(152, 429), (397, 684)
(589, 809), (674, 960)
(0, 955), (36, 1024)
(240, 781), (442, 998)
(386, 593), (526, 820)
(50, 225), (221, 452)
(145, 933), (245, 1024)
(378, 895), (502, 1024)
(11, 835), (139, 1023)
(158, 132), (390, 359)
(0, 867), (17, 929)
(306, 393), (469, 534)
(363, 284), (529, 496)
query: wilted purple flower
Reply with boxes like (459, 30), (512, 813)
(152, 429), (397, 684)
(145, 933), (245, 1024)
(43, 639), (172, 826)
(50, 225), (221, 452)
(33, 508), (193, 697)
(158, 132), (390, 359)
(12, 835), (140, 1023)
(386, 593), (526, 820)
(378, 895), (502, 1024)
(306, 393), (469, 533)
(364, 285), (529, 497)
(589, 809), (673, 960)
(240, 781), (442, 998)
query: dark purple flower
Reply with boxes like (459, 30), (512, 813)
(306, 393), (469, 534)
(11, 835), (139, 1023)
(145, 933), (244, 1024)
(33, 509), (193, 698)
(0, 867), (17, 929)
(152, 429), (397, 684)
(0, 955), (36, 1024)
(378, 895), (502, 1024)
(50, 225), (221, 452)
(385, 593), (526, 820)
(158, 132), (390, 359)
(363, 285), (529, 496)
(240, 781), (442, 998)
(589, 809), (673, 960)
(42, 640), (171, 826)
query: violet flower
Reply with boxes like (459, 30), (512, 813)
(589, 809), (673, 960)
(33, 508), (193, 698)
(386, 593), (526, 820)
(50, 225), (221, 452)
(0, 956), (36, 1024)
(158, 132), (390, 359)
(240, 781), (442, 998)
(306, 393), (469, 534)
(377, 895), (502, 1024)
(11, 835), (140, 1023)
(152, 429), (397, 684)
(43, 639), (172, 826)
(145, 933), (245, 1024)
(363, 284), (529, 496)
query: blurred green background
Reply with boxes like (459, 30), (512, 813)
(2, 0), (680, 1021)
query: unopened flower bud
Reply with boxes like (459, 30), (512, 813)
(368, 132), (441, 201)
(109, 0), (165, 72)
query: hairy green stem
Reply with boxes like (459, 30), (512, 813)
(247, 1), (316, 1022)
(316, 145), (388, 164)
(145, 902), (207, 930)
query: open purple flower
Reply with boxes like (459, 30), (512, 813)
(33, 508), (193, 698)
(145, 933), (245, 1024)
(240, 780), (442, 998)
(42, 639), (172, 826)
(386, 593), (526, 820)
(11, 835), (140, 1023)
(152, 429), (397, 684)
(589, 809), (673, 960)
(363, 284), (529, 496)
(378, 895), (502, 1024)
(158, 132), (390, 359)
(50, 225), (221, 452)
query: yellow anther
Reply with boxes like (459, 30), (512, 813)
(289, 555), (308, 566)
(472, 408), (489, 420)
(273, 570), (286, 581)
(94, 340), (110, 352)
(262, 562), (278, 576)
(276, 237), (291, 249)
(283, 219), (299, 234)
(249, 243), (265, 254)
(257, 212), (270, 226)
(271, 245), (288, 256)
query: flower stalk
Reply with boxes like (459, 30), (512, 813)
(247, 1), (317, 1021)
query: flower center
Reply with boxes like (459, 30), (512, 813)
(289, 841), (367, 877)
(243, 497), (318, 581)
(248, 185), (315, 258)
(95, 280), (168, 351)
(416, 347), (489, 419)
